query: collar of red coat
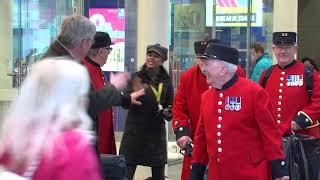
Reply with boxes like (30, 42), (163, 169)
(277, 59), (297, 69)
(81, 56), (106, 89)
(83, 56), (100, 67)
(217, 74), (238, 91)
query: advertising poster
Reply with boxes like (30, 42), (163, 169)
(89, 8), (125, 72)
(206, 0), (263, 27)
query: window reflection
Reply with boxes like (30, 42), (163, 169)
(0, 0), (82, 120)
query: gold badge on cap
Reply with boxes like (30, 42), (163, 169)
(201, 41), (207, 46)
(281, 33), (288, 37)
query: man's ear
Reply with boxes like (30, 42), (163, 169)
(98, 48), (104, 54)
(79, 39), (87, 48)
(220, 65), (228, 75)
(95, 48), (105, 57)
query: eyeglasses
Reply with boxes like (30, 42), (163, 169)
(105, 47), (113, 52)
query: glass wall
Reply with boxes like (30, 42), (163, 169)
(170, 0), (274, 91)
(0, 0), (83, 118)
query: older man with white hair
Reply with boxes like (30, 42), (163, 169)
(42, 15), (145, 153)
(43, 14), (96, 60)
(43, 14), (144, 106)
(189, 43), (289, 180)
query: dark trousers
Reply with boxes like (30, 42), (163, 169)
(127, 164), (165, 180)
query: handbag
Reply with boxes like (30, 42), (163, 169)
(300, 136), (320, 180)
(285, 134), (309, 180)
(100, 154), (127, 180)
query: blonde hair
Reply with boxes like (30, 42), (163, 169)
(0, 58), (93, 170)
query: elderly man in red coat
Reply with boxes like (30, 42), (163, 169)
(82, 32), (130, 154)
(172, 39), (245, 180)
(260, 32), (320, 137)
(189, 43), (289, 180)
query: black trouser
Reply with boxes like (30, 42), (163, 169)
(127, 164), (165, 180)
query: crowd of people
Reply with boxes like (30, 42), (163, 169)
(0, 13), (319, 180)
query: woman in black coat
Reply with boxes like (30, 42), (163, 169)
(120, 44), (174, 180)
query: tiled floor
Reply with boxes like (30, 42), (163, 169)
(133, 160), (183, 180)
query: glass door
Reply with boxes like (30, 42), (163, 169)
(0, 0), (83, 119)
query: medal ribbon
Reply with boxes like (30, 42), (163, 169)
(150, 83), (163, 103)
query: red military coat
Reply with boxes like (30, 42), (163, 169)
(191, 75), (285, 180)
(82, 57), (116, 154)
(172, 65), (208, 139)
(260, 60), (320, 137)
(172, 65), (246, 180)
(236, 65), (246, 78)
(172, 65), (209, 180)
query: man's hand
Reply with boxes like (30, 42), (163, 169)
(177, 136), (192, 149)
(130, 88), (145, 105)
(291, 121), (302, 131)
(275, 176), (290, 180)
(110, 72), (131, 90)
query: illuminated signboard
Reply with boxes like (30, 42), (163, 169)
(89, 8), (125, 72)
(206, 0), (262, 27)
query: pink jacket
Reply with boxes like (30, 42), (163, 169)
(33, 131), (102, 180)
